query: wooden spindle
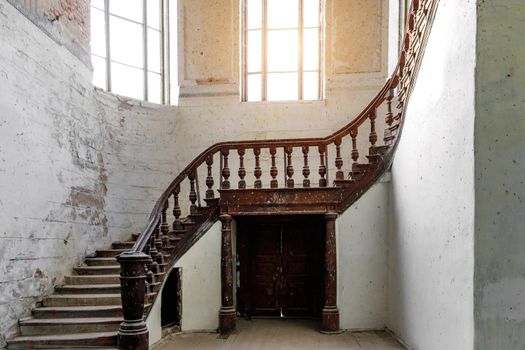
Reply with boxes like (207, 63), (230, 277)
(369, 109), (377, 149)
(386, 89), (394, 127)
(149, 234), (160, 274)
(334, 138), (344, 180)
(160, 201), (170, 248)
(205, 155), (214, 199)
(285, 146), (294, 188)
(172, 184), (182, 230)
(221, 149), (230, 189)
(270, 147), (278, 188)
(351, 129), (359, 165)
(188, 170), (197, 214)
(318, 145), (327, 187)
(302, 146), (310, 188)
(254, 148), (262, 189)
(238, 148), (246, 189)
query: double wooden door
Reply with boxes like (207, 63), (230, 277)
(237, 217), (324, 318)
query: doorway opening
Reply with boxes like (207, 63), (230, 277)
(236, 215), (325, 319)
(161, 267), (182, 329)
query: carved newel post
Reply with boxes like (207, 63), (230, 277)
(117, 251), (151, 350)
(321, 212), (341, 334)
(219, 214), (236, 335)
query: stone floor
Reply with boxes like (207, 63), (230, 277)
(152, 319), (406, 349)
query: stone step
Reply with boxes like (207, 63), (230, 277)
(85, 257), (118, 266)
(96, 249), (127, 258)
(32, 305), (124, 319)
(55, 284), (121, 295)
(19, 317), (122, 336)
(65, 275), (120, 285)
(111, 241), (134, 249)
(74, 266), (120, 275)
(6, 331), (117, 349)
(42, 294), (121, 307)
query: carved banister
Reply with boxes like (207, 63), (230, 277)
(119, 0), (441, 345)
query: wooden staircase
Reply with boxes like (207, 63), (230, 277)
(5, 0), (439, 348)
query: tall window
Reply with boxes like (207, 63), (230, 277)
(90, 0), (176, 104)
(243, 0), (323, 102)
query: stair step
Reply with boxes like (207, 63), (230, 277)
(85, 257), (118, 266)
(65, 275), (120, 285)
(42, 294), (121, 307)
(371, 145), (390, 155)
(74, 266), (120, 275)
(19, 317), (122, 336)
(112, 241), (135, 249)
(55, 284), (121, 295)
(6, 331), (117, 349)
(96, 249), (127, 257)
(33, 305), (124, 319)
(333, 179), (356, 188)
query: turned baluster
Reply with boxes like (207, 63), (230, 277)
(302, 146), (310, 188)
(188, 170), (197, 215)
(270, 147), (278, 188)
(149, 234), (160, 274)
(238, 148), (246, 189)
(160, 201), (170, 248)
(205, 155), (214, 199)
(350, 129), (360, 179)
(172, 184), (182, 230)
(334, 138), (344, 180)
(221, 149), (231, 189)
(386, 89), (394, 127)
(285, 146), (294, 188)
(254, 148), (262, 189)
(144, 241), (155, 291)
(318, 145), (327, 187)
(369, 109), (378, 153)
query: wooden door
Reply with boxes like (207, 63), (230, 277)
(238, 217), (323, 318)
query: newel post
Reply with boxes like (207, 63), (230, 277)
(117, 251), (151, 350)
(219, 214), (236, 335)
(321, 212), (341, 334)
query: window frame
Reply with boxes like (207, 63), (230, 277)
(90, 0), (172, 104)
(241, 0), (324, 102)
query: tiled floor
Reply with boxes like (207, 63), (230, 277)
(152, 319), (405, 349)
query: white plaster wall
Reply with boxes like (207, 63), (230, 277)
(474, 1), (525, 348)
(338, 177), (390, 330)
(387, 1), (476, 349)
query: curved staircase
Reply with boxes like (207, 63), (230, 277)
(5, 0), (439, 348)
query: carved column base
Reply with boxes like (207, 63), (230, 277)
(320, 306), (342, 334)
(118, 319), (149, 350)
(219, 306), (236, 335)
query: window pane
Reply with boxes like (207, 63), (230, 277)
(169, 0), (178, 104)
(110, 0), (143, 23)
(268, 30), (298, 72)
(303, 0), (320, 27)
(148, 28), (161, 73)
(148, 72), (162, 103)
(111, 62), (144, 100)
(303, 28), (319, 71)
(92, 55), (106, 89)
(268, 0), (298, 29)
(247, 74), (262, 101)
(91, 0), (104, 11)
(303, 71), (319, 100)
(267, 73), (298, 101)
(147, 0), (160, 30)
(247, 0), (262, 29)
(91, 7), (106, 57)
(247, 30), (262, 73)
(110, 16), (144, 68)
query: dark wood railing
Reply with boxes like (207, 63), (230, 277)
(116, 0), (440, 348)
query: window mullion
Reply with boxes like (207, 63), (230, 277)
(104, 0), (111, 91)
(162, 0), (169, 104)
(143, 0), (148, 101)
(298, 0), (303, 100)
(262, 0), (268, 101)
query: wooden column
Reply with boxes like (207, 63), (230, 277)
(321, 212), (341, 334)
(117, 251), (151, 350)
(219, 214), (236, 335)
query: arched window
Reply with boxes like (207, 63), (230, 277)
(90, 0), (176, 104)
(242, 0), (323, 102)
